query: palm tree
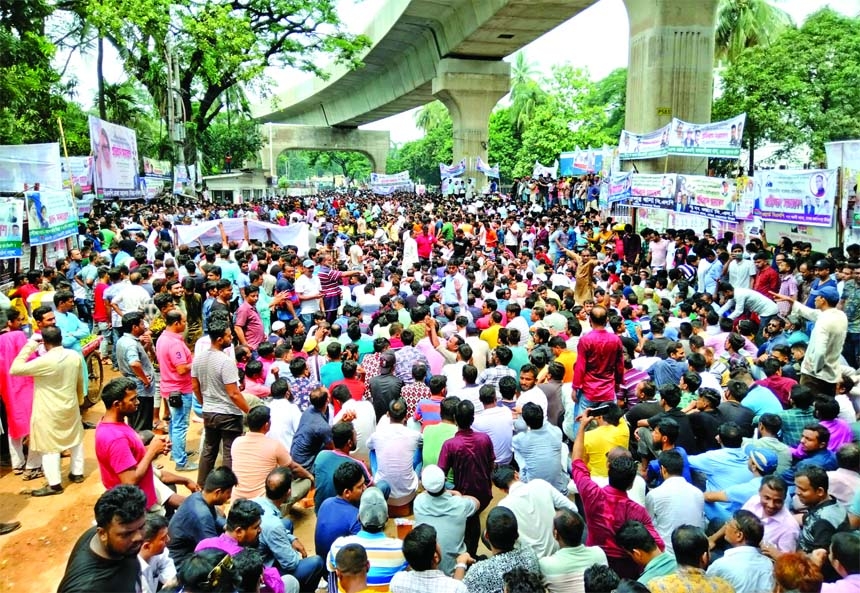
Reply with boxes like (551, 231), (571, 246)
(415, 101), (449, 133)
(509, 52), (545, 135)
(715, 0), (792, 63)
(97, 81), (148, 127)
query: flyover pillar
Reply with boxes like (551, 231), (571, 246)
(432, 58), (511, 186)
(623, 0), (719, 174)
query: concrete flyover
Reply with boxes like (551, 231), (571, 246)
(255, 0), (720, 179)
(260, 125), (390, 175)
(254, 0), (602, 180)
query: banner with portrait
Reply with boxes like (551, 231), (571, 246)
(753, 169), (837, 227)
(61, 156), (93, 194)
(0, 143), (64, 192)
(143, 157), (172, 179)
(628, 173), (678, 211)
(370, 170), (412, 194)
(88, 116), (143, 199)
(679, 175), (739, 223)
(439, 159), (466, 179)
(25, 189), (79, 245)
(607, 172), (633, 204)
(559, 147), (606, 176)
(618, 125), (670, 160)
(666, 114), (745, 158)
(0, 198), (24, 258)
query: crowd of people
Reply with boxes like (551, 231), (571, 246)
(0, 186), (859, 593)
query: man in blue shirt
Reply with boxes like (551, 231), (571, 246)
(315, 462), (365, 560)
(702, 447), (778, 523)
(689, 422), (754, 493)
(290, 387), (334, 472)
(781, 423), (838, 484)
(167, 467), (237, 571)
(255, 467), (326, 592)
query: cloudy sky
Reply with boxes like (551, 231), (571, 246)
(66, 0), (858, 144)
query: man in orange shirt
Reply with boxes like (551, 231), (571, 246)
(549, 336), (576, 383)
(230, 406), (314, 507)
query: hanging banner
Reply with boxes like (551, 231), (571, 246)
(607, 172), (633, 204)
(25, 190), (79, 245)
(0, 143), (64, 192)
(733, 176), (756, 221)
(667, 114), (746, 158)
(754, 169), (837, 227)
(61, 156), (93, 194)
(629, 173), (678, 211)
(475, 157), (500, 179)
(618, 125), (670, 160)
(0, 198), (24, 259)
(370, 171), (412, 194)
(559, 147), (606, 176)
(143, 157), (172, 179)
(77, 194), (95, 218)
(680, 175), (739, 223)
(88, 116), (143, 199)
(533, 159), (559, 179)
(439, 159), (466, 179)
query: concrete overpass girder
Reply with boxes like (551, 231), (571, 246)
(260, 125), (391, 175)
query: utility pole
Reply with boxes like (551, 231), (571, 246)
(165, 44), (186, 170)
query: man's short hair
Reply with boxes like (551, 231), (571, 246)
(552, 509), (585, 548)
(225, 499), (263, 531)
(333, 462), (364, 495)
(583, 564), (620, 593)
(335, 544), (368, 576)
(401, 524), (437, 571)
(246, 406), (270, 432)
(94, 485), (147, 529)
(672, 525), (709, 568)
(831, 532), (860, 575)
(204, 466), (238, 493)
(607, 455), (638, 492)
(485, 506), (518, 553)
(733, 509), (764, 547)
(100, 376), (137, 409)
(616, 520), (658, 554)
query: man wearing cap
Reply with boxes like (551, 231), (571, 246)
(327, 487), (407, 592)
(703, 447), (778, 525)
(772, 284), (847, 396)
(269, 320), (288, 347)
(412, 465), (479, 576)
(804, 259), (838, 309)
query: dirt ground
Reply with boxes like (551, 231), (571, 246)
(0, 370), (496, 592)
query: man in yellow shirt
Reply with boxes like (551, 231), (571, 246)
(581, 404), (630, 478)
(479, 311), (503, 350)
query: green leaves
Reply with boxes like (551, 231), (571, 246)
(715, 9), (860, 161)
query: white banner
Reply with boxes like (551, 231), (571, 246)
(439, 159), (466, 179)
(61, 156), (93, 194)
(629, 174), (678, 211)
(26, 190), (79, 245)
(475, 157), (500, 179)
(0, 198), (24, 259)
(88, 115), (143, 199)
(680, 175), (738, 223)
(369, 171), (410, 186)
(0, 143), (63, 192)
(533, 159), (559, 179)
(618, 126), (670, 160)
(667, 114), (746, 158)
(175, 220), (310, 254)
(754, 169), (837, 227)
(607, 172), (633, 204)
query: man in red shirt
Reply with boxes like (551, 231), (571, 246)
(572, 305), (625, 423)
(753, 251), (779, 297)
(329, 360), (365, 412)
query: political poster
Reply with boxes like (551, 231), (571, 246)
(733, 176), (756, 221)
(88, 116), (143, 199)
(25, 189), (79, 245)
(607, 172), (633, 204)
(666, 114), (745, 158)
(370, 171), (412, 194)
(476, 157), (500, 179)
(0, 198), (24, 258)
(754, 169), (837, 227)
(172, 164), (188, 194)
(61, 156), (93, 194)
(0, 143), (64, 192)
(629, 173), (678, 211)
(618, 125), (670, 160)
(559, 147), (605, 176)
(439, 159), (466, 179)
(680, 175), (739, 223)
(143, 157), (171, 178)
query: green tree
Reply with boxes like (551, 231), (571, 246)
(414, 101), (450, 133)
(714, 9), (860, 170)
(307, 151), (372, 186)
(488, 108), (519, 183)
(509, 52), (545, 135)
(199, 114), (262, 175)
(57, 0), (370, 166)
(387, 119), (452, 185)
(716, 0), (792, 63)
(582, 68), (627, 144)
(277, 150), (313, 181)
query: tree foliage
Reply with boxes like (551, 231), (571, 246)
(714, 9), (860, 165)
(57, 0), (371, 165)
(307, 151), (372, 185)
(715, 0), (792, 64)
(387, 118), (453, 185)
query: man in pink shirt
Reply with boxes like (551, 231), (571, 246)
(156, 309), (197, 471)
(234, 285), (266, 350)
(572, 306), (624, 426)
(95, 377), (171, 510)
(230, 406), (315, 505)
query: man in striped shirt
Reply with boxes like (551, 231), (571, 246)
(327, 487), (407, 592)
(317, 253), (360, 324)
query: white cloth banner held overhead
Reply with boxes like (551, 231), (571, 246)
(533, 160), (558, 179)
(439, 159), (466, 179)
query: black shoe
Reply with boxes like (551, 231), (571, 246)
(0, 521), (21, 535)
(82, 421), (97, 430)
(68, 474), (85, 484)
(31, 484), (63, 497)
